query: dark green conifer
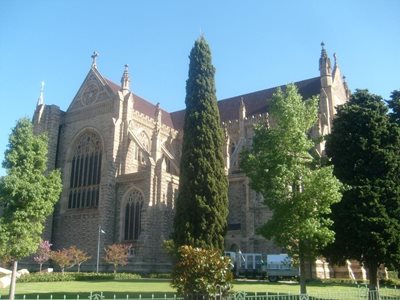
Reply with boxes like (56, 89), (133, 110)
(325, 90), (400, 292)
(172, 36), (228, 251)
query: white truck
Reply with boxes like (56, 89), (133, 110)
(225, 252), (299, 282)
(262, 254), (299, 282)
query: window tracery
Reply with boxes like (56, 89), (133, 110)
(68, 131), (102, 209)
(124, 189), (144, 241)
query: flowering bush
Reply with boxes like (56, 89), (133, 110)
(33, 240), (52, 272)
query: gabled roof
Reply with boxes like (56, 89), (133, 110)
(133, 94), (176, 128)
(170, 77), (321, 129)
(105, 78), (176, 128)
(104, 76), (321, 131)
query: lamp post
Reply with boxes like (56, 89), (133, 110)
(96, 225), (105, 273)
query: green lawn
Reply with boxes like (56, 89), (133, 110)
(0, 279), (399, 299)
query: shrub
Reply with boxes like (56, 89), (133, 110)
(114, 273), (141, 280)
(51, 249), (72, 274)
(148, 273), (171, 279)
(104, 243), (131, 274)
(68, 246), (91, 273)
(17, 272), (142, 283)
(17, 272), (75, 282)
(171, 245), (233, 298)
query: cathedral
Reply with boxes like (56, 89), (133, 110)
(31, 44), (350, 274)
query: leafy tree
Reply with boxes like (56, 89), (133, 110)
(171, 245), (233, 298)
(172, 36), (228, 251)
(0, 118), (62, 300)
(241, 84), (342, 294)
(325, 89), (400, 292)
(68, 246), (91, 273)
(51, 249), (72, 274)
(387, 89), (400, 123)
(33, 240), (52, 272)
(103, 243), (131, 274)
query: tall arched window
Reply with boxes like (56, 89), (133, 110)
(124, 189), (144, 241)
(68, 131), (102, 209)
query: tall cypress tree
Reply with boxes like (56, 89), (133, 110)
(173, 36), (228, 251)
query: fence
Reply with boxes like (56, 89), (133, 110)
(1, 289), (400, 300)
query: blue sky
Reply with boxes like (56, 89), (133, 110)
(0, 0), (399, 176)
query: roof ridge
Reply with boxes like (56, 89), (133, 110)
(218, 76), (320, 103)
(102, 76), (321, 130)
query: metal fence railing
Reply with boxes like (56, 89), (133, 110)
(1, 289), (399, 300)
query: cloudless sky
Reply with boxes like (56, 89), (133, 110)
(0, 0), (399, 176)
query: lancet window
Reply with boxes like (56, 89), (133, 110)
(124, 189), (144, 241)
(68, 131), (102, 209)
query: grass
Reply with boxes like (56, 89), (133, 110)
(0, 279), (399, 299)
(1, 279), (174, 299)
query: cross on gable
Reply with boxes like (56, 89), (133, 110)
(91, 51), (99, 68)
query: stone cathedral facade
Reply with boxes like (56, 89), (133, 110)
(31, 45), (350, 273)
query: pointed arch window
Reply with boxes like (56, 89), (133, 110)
(68, 131), (102, 209)
(124, 190), (144, 241)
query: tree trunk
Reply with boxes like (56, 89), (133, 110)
(367, 262), (381, 300)
(299, 251), (307, 295)
(78, 264), (81, 273)
(368, 263), (379, 291)
(39, 263), (42, 272)
(8, 260), (18, 300)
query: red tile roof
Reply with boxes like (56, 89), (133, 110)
(105, 78), (120, 93)
(133, 94), (175, 128)
(105, 77), (321, 131)
(217, 77), (321, 123)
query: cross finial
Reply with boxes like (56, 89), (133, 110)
(321, 41), (325, 49)
(91, 51), (99, 68)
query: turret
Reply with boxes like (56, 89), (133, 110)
(316, 42), (334, 154)
(121, 64), (130, 91)
(316, 42), (350, 155)
(343, 76), (351, 100)
(152, 103), (162, 162)
(37, 81), (45, 106)
(33, 81), (45, 125)
(319, 42), (332, 86)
